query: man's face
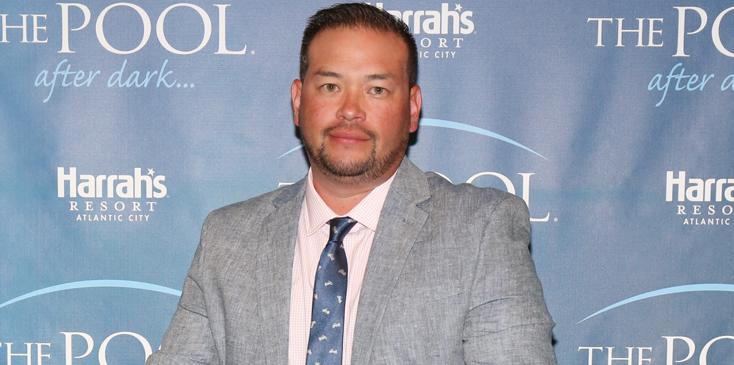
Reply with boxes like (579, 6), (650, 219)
(291, 26), (421, 184)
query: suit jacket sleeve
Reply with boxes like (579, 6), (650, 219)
(147, 216), (221, 365)
(462, 194), (557, 364)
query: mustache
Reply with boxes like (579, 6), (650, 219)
(323, 123), (376, 140)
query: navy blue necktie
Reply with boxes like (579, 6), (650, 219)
(306, 217), (357, 365)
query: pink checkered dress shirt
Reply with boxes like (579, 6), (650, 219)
(288, 169), (396, 365)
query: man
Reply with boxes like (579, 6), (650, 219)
(148, 3), (556, 364)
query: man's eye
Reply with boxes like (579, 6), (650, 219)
(321, 84), (339, 92)
(370, 86), (387, 95)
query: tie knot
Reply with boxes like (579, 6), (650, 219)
(328, 217), (357, 243)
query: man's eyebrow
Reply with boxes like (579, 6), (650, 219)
(366, 73), (392, 81)
(313, 71), (393, 81)
(314, 70), (342, 78)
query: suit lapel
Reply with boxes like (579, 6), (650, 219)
(351, 159), (431, 365)
(255, 180), (305, 365)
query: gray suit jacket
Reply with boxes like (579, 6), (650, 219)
(147, 159), (557, 364)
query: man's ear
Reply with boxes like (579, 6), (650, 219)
(291, 79), (302, 126)
(409, 84), (422, 133)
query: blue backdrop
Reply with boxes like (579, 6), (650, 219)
(2, 1), (733, 364)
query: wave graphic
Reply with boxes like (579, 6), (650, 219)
(0, 280), (182, 310)
(277, 118), (547, 160)
(578, 283), (734, 323)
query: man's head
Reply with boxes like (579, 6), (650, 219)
(291, 3), (422, 188)
(299, 3), (418, 87)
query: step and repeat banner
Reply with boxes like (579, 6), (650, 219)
(1, 1), (733, 364)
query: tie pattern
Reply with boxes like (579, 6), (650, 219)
(306, 217), (356, 365)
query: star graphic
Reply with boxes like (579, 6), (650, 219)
(147, 168), (156, 176)
(455, 3), (463, 12)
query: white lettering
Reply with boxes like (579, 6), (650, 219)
(674, 7), (708, 57)
(58, 3), (91, 53)
(663, 336), (695, 365)
(95, 3), (151, 55)
(62, 332), (94, 364)
(156, 3), (211, 55)
(98, 332), (153, 365)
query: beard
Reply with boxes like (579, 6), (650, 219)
(302, 123), (408, 183)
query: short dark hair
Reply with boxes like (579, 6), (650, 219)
(299, 3), (418, 86)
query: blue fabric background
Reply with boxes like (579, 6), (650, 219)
(1, 1), (732, 363)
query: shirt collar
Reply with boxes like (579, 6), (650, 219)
(303, 168), (396, 236)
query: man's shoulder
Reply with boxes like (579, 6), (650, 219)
(203, 180), (304, 229)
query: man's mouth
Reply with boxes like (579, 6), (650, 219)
(327, 128), (372, 144)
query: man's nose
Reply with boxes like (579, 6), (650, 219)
(337, 90), (365, 122)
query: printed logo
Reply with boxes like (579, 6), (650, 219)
(577, 283), (734, 365)
(666, 170), (733, 226)
(0, 279), (181, 364)
(369, 2), (475, 60)
(56, 167), (167, 223)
